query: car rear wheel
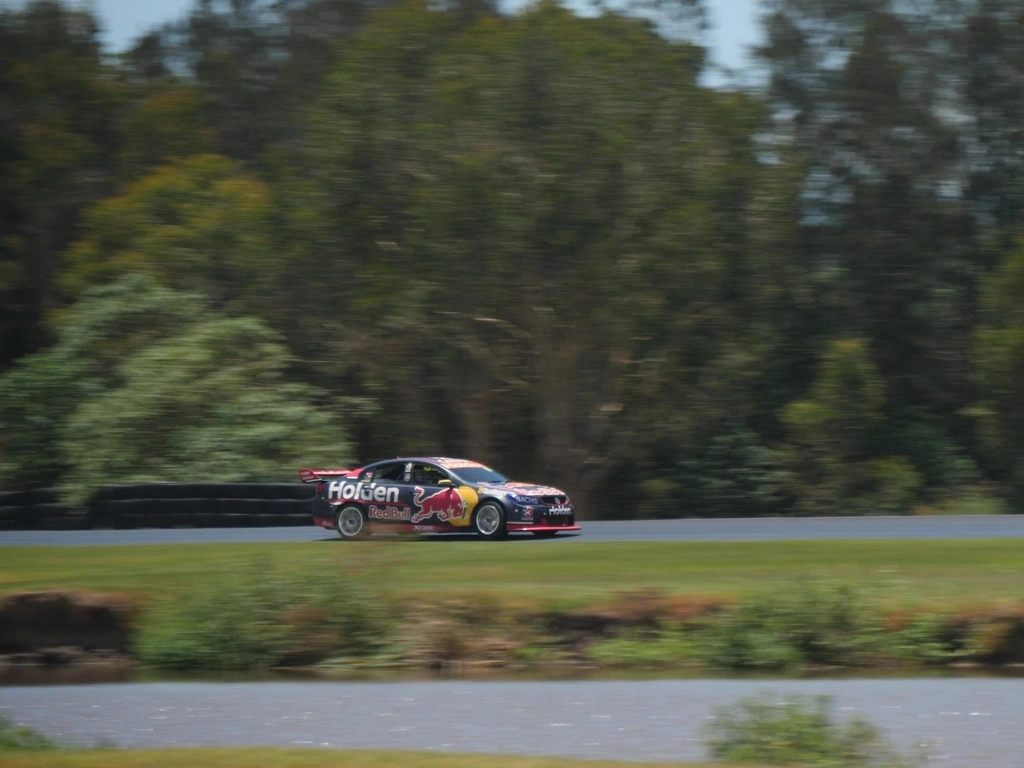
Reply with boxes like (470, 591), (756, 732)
(336, 504), (367, 540)
(473, 502), (506, 539)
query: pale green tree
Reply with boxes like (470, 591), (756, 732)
(0, 274), (353, 502)
(63, 314), (352, 505)
(976, 237), (1024, 503)
(782, 339), (921, 514)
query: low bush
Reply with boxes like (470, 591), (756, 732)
(704, 693), (922, 767)
(586, 624), (700, 667)
(694, 581), (868, 671)
(585, 583), (983, 672)
(119, 574), (1024, 673)
(135, 562), (391, 671)
(0, 716), (57, 751)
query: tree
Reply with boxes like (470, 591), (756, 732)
(782, 339), (921, 514)
(62, 154), (280, 316)
(135, 0), (402, 164)
(0, 274), (203, 488)
(0, 1), (124, 368)
(0, 274), (353, 502)
(304, 0), (790, 512)
(63, 314), (353, 505)
(755, 0), (1001, 497)
(976, 236), (1024, 503)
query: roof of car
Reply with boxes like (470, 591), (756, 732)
(370, 457), (488, 469)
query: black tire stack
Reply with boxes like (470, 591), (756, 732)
(0, 489), (82, 530)
(0, 483), (316, 530)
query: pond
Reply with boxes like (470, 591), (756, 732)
(3, 677), (1022, 766)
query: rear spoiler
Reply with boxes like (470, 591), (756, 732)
(299, 468), (354, 483)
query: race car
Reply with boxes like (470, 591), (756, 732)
(300, 457), (579, 539)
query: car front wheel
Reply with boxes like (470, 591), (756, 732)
(336, 504), (367, 540)
(473, 502), (506, 539)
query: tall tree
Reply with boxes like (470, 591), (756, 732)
(757, 0), (985, 482)
(976, 235), (1024, 503)
(61, 154), (280, 316)
(0, 1), (123, 367)
(304, 0), (790, 512)
(139, 0), (402, 163)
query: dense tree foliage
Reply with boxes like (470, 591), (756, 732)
(63, 154), (280, 312)
(2, 0), (1024, 516)
(300, 1), (790, 508)
(0, 275), (353, 502)
(0, 2), (122, 365)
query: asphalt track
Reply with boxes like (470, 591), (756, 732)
(3, 514), (1024, 546)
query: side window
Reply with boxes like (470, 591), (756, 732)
(358, 468), (374, 482)
(410, 463), (446, 486)
(373, 463), (405, 483)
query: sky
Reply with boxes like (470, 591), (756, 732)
(4, 0), (764, 83)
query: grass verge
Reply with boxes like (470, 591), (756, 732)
(3, 539), (1024, 607)
(5, 539), (1024, 674)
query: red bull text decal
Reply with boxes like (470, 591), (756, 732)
(368, 504), (411, 521)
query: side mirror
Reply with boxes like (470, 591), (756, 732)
(437, 478), (453, 488)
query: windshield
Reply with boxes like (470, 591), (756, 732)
(452, 466), (508, 484)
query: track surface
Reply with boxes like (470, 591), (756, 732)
(3, 515), (1024, 546)
(3, 678), (1022, 767)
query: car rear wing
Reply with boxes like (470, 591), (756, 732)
(299, 468), (354, 483)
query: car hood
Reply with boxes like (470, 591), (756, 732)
(474, 481), (570, 499)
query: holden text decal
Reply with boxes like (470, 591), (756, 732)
(328, 481), (400, 503)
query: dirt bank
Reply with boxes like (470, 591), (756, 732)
(0, 590), (136, 683)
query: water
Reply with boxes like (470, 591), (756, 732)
(2, 678), (1022, 765)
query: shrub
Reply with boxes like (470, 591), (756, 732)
(704, 693), (922, 767)
(0, 716), (56, 751)
(135, 562), (390, 671)
(885, 613), (962, 665)
(696, 582), (866, 670)
(587, 624), (700, 667)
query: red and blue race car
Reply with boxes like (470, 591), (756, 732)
(300, 457), (579, 539)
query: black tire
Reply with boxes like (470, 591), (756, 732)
(335, 504), (368, 540)
(532, 530), (559, 538)
(472, 502), (506, 539)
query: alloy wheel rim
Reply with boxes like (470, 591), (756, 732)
(477, 506), (500, 535)
(340, 509), (363, 536)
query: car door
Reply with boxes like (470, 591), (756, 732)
(361, 461), (411, 525)
(406, 462), (471, 528)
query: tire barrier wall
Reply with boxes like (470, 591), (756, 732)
(0, 484), (316, 531)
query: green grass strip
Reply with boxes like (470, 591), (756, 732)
(3, 539), (1024, 607)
